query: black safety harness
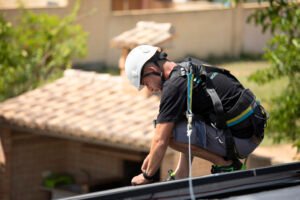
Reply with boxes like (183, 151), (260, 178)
(171, 58), (258, 160)
(147, 54), (259, 160)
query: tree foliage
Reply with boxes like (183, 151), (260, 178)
(0, 2), (87, 101)
(248, 0), (300, 150)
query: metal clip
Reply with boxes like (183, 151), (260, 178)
(186, 112), (193, 136)
(180, 67), (186, 76)
(187, 113), (193, 125)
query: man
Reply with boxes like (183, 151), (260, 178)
(125, 45), (268, 186)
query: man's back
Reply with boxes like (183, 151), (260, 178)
(157, 61), (244, 124)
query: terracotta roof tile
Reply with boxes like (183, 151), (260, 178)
(0, 70), (160, 152)
(111, 21), (175, 49)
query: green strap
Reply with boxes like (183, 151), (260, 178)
(186, 62), (194, 137)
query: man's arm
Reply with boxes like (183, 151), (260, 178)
(174, 152), (194, 179)
(168, 140), (193, 179)
(131, 122), (174, 185)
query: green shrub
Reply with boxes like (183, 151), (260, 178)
(248, 0), (300, 151)
(0, 2), (87, 101)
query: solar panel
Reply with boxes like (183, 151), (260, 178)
(59, 162), (300, 200)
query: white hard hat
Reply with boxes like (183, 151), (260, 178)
(125, 45), (159, 90)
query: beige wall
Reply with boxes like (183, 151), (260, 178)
(107, 4), (271, 67)
(0, 0), (271, 68)
(242, 4), (272, 53)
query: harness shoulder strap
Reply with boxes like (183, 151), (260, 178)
(204, 65), (240, 84)
(182, 57), (241, 84)
(174, 58), (238, 160)
(200, 66), (237, 160)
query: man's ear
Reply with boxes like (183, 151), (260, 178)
(148, 63), (160, 72)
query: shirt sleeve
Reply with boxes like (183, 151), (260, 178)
(156, 79), (187, 123)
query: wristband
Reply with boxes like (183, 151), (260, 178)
(142, 171), (155, 181)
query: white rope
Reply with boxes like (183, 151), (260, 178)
(186, 61), (196, 200)
(187, 127), (196, 200)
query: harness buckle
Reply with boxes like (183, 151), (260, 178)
(186, 112), (193, 124)
(180, 67), (186, 76)
(186, 112), (193, 136)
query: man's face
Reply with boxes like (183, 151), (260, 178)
(141, 63), (162, 94)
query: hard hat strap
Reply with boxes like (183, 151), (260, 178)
(146, 50), (168, 85)
(142, 71), (161, 79)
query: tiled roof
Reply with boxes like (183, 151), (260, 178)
(111, 21), (175, 49)
(0, 70), (160, 152)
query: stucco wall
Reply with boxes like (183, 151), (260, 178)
(0, 0), (271, 68)
(107, 4), (271, 67)
(242, 4), (272, 53)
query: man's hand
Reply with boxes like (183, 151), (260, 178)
(132, 123), (174, 186)
(131, 173), (152, 186)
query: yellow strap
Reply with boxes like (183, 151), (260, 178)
(226, 106), (252, 124)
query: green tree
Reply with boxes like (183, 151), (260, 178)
(248, 0), (300, 150)
(0, 2), (87, 101)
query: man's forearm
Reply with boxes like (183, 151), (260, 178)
(145, 139), (169, 176)
(143, 122), (174, 177)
